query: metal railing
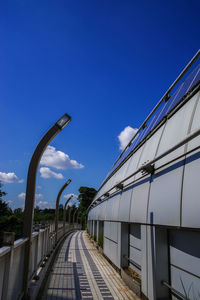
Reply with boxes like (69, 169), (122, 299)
(0, 222), (81, 300)
(162, 280), (187, 300)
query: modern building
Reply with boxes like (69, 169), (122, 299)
(88, 50), (200, 300)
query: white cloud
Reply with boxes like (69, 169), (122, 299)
(18, 192), (26, 200)
(118, 126), (138, 151)
(63, 193), (78, 200)
(40, 167), (64, 179)
(35, 193), (43, 200)
(0, 171), (23, 183)
(6, 200), (13, 205)
(40, 146), (84, 170)
(18, 192), (43, 200)
(37, 201), (53, 209)
(63, 193), (79, 207)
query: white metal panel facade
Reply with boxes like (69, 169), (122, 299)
(148, 159), (183, 226)
(169, 230), (200, 300)
(186, 91), (200, 151)
(155, 94), (197, 168)
(118, 186), (132, 222)
(124, 146), (144, 186)
(129, 177), (150, 223)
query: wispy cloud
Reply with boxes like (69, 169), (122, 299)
(18, 192), (43, 200)
(118, 126), (138, 151)
(40, 146), (84, 170)
(63, 193), (79, 207)
(40, 167), (64, 179)
(0, 171), (23, 183)
(18, 192), (26, 200)
(37, 201), (53, 209)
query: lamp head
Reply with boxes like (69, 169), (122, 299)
(66, 179), (72, 185)
(56, 113), (71, 129)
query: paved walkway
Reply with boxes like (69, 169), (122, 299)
(41, 231), (139, 300)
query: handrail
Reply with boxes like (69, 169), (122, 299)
(162, 280), (187, 299)
(89, 126), (200, 210)
(123, 255), (141, 271)
(93, 50), (200, 202)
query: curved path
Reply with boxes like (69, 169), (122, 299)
(41, 231), (139, 300)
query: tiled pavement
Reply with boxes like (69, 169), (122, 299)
(41, 231), (140, 300)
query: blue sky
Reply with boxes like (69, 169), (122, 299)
(1, 0), (200, 209)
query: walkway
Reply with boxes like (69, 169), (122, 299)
(41, 231), (139, 300)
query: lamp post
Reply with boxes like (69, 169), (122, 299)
(76, 211), (80, 224)
(55, 179), (71, 243)
(68, 206), (72, 227)
(73, 208), (78, 226)
(63, 195), (73, 233)
(23, 113), (71, 299)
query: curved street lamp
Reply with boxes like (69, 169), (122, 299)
(76, 210), (80, 224)
(23, 113), (71, 299)
(68, 206), (72, 226)
(72, 207), (78, 225)
(55, 179), (71, 243)
(63, 194), (73, 233)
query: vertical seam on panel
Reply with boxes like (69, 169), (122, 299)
(128, 185), (135, 223)
(180, 92), (200, 226)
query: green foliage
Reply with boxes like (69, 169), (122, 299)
(98, 232), (104, 249)
(0, 184), (97, 243)
(91, 234), (96, 241)
(0, 181), (11, 216)
(33, 207), (55, 222)
(78, 186), (97, 212)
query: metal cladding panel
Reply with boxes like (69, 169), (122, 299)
(135, 126), (164, 181)
(104, 222), (119, 268)
(103, 237), (110, 258)
(129, 224), (141, 250)
(104, 221), (110, 238)
(98, 180), (110, 199)
(170, 230), (200, 278)
(98, 201), (107, 220)
(111, 159), (131, 188)
(141, 225), (148, 297)
(129, 177), (150, 223)
(105, 193), (121, 221)
(129, 246), (141, 274)
(110, 240), (119, 267)
(124, 146), (144, 186)
(92, 208), (96, 220)
(187, 91), (200, 152)
(148, 159), (184, 226)
(171, 266), (200, 300)
(118, 186), (132, 222)
(87, 211), (91, 220)
(88, 209), (93, 220)
(147, 225), (156, 300)
(155, 95), (196, 168)
(110, 221), (118, 243)
(94, 206), (99, 220)
(182, 150), (200, 228)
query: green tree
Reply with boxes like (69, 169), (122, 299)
(0, 181), (11, 216)
(78, 186), (97, 212)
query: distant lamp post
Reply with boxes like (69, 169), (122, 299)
(73, 208), (78, 225)
(76, 211), (80, 224)
(55, 179), (71, 243)
(63, 195), (73, 233)
(23, 113), (71, 299)
(68, 206), (73, 226)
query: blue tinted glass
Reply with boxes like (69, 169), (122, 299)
(186, 65), (200, 91)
